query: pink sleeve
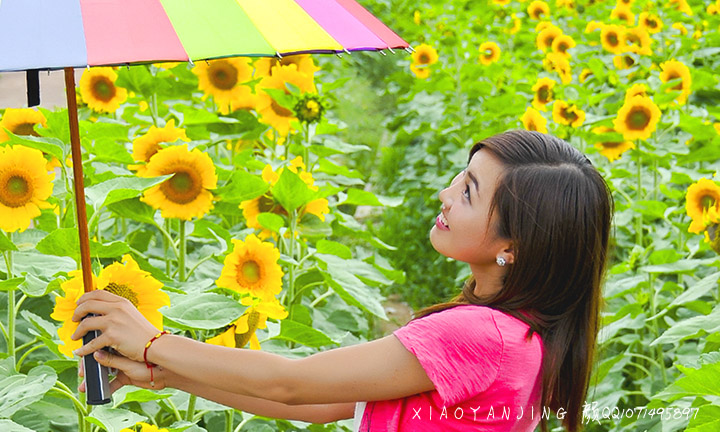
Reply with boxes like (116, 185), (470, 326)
(393, 305), (503, 406)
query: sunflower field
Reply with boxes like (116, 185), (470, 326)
(1, 0), (720, 431)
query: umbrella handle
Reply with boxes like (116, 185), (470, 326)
(64, 68), (112, 405)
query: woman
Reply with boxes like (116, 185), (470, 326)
(72, 130), (612, 431)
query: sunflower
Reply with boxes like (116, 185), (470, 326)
(527, 1), (550, 19)
(714, 123), (720, 135)
(193, 58), (255, 115)
(51, 254), (169, 358)
(506, 14), (522, 34)
(130, 119), (190, 174)
(551, 34), (576, 57)
(672, 22), (688, 36)
(0, 108), (47, 142)
(521, 106), (548, 134)
(410, 64), (431, 79)
(294, 94), (325, 124)
(532, 77), (556, 110)
(601, 25), (627, 54)
(686, 179), (720, 234)
(121, 423), (169, 432)
(478, 42), (501, 65)
(544, 52), (572, 84)
(255, 64), (316, 137)
(140, 145), (217, 220)
(592, 126), (635, 162)
(0, 145), (54, 233)
(610, 4), (635, 25)
(206, 297), (288, 350)
(413, 10), (421, 25)
(411, 44), (439, 68)
(709, 3), (718, 14)
(613, 53), (637, 70)
(659, 60), (692, 105)
(625, 83), (649, 100)
(579, 68), (594, 83)
(638, 12), (663, 33)
(253, 54), (319, 79)
(492, 0), (511, 5)
(613, 95), (661, 141)
(668, 0), (693, 15)
(216, 234), (284, 301)
(625, 27), (653, 56)
(240, 159), (329, 237)
(585, 21), (603, 33)
(552, 100), (585, 127)
(536, 25), (563, 52)
(78, 67), (128, 114)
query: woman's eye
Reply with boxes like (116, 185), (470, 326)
(463, 184), (471, 201)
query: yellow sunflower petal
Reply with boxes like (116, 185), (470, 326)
(79, 67), (128, 114)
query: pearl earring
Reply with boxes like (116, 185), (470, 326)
(496, 257), (506, 267)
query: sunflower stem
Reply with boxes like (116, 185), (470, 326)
(225, 409), (235, 432)
(179, 219), (187, 282)
(186, 393), (197, 422)
(635, 141), (643, 246)
(286, 210), (299, 316)
(5, 232), (16, 368)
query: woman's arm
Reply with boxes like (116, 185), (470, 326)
(85, 351), (354, 423)
(72, 290), (435, 406)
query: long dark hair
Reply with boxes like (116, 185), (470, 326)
(416, 130), (613, 432)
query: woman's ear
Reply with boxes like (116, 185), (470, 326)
(499, 242), (515, 265)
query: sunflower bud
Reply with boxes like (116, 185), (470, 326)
(706, 224), (720, 254)
(294, 95), (325, 124)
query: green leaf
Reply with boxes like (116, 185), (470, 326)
(86, 406), (146, 432)
(113, 387), (172, 407)
(272, 169), (316, 213)
(0, 277), (24, 292)
(215, 170), (269, 202)
(653, 361), (720, 403)
(3, 131), (65, 161)
(316, 256), (386, 319)
(339, 189), (403, 207)
(274, 320), (338, 347)
(640, 258), (717, 274)
(162, 293), (246, 330)
(108, 197), (157, 225)
(0, 232), (18, 252)
(257, 213), (285, 232)
(0, 419), (34, 432)
(651, 306), (720, 346)
(669, 272), (720, 309)
(86, 175), (170, 211)
(19, 273), (58, 297)
(316, 240), (352, 259)
(35, 228), (79, 260)
(0, 365), (57, 418)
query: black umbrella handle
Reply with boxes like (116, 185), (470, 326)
(82, 314), (111, 405)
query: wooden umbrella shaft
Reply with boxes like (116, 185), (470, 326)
(63, 68), (94, 293)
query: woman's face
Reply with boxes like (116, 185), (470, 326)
(430, 149), (509, 271)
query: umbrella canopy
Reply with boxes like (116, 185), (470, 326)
(0, 0), (408, 72)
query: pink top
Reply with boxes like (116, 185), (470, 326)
(356, 305), (543, 431)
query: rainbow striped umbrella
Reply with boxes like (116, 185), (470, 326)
(0, 0), (408, 72)
(0, 0), (408, 406)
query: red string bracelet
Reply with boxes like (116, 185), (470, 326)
(144, 331), (170, 387)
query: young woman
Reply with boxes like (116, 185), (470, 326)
(72, 130), (612, 432)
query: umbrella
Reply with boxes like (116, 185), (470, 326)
(0, 0), (408, 405)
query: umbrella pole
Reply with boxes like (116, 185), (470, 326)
(63, 67), (111, 405)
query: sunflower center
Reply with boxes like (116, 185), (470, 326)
(627, 107), (651, 129)
(160, 169), (203, 204)
(240, 261), (262, 284)
(538, 87), (551, 103)
(143, 143), (162, 162)
(667, 72), (683, 90)
(601, 141), (623, 149)
(0, 174), (33, 208)
(103, 282), (139, 307)
(258, 195), (288, 216)
(418, 53), (430, 64)
(558, 42), (569, 53)
(12, 122), (41, 137)
(607, 33), (619, 46)
(544, 35), (556, 48)
(647, 19), (658, 28)
(270, 99), (293, 118)
(701, 195), (717, 210)
(209, 61), (238, 90)
(91, 76), (116, 102)
(623, 56), (635, 67)
(562, 107), (578, 122)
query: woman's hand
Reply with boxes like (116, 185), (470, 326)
(70, 290), (159, 361)
(79, 350), (167, 394)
